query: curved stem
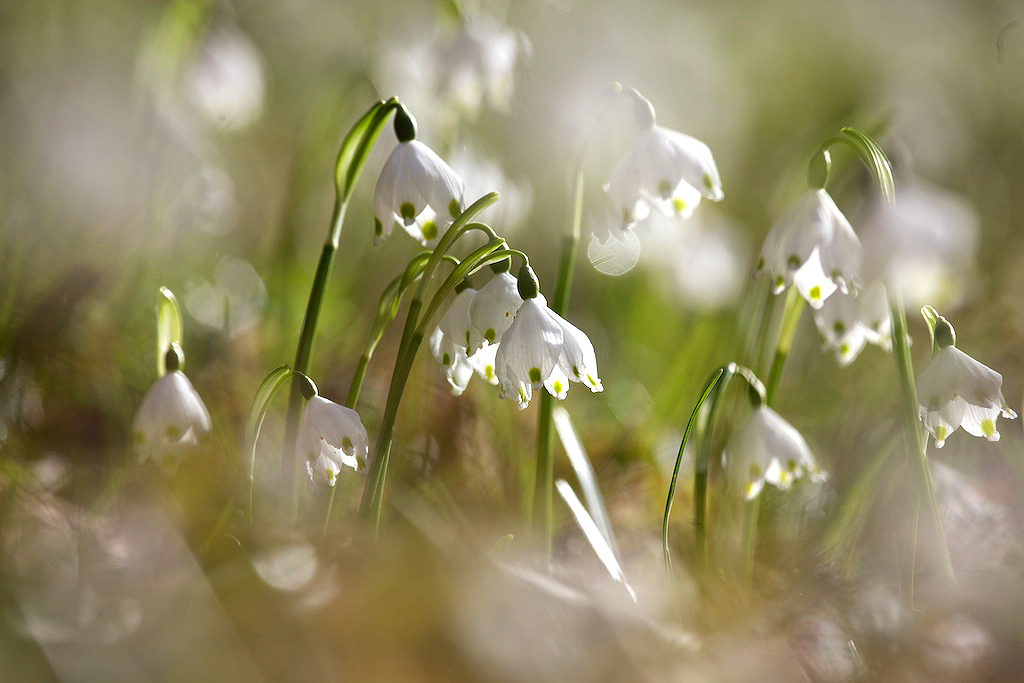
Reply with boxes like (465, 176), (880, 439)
(661, 366), (727, 577)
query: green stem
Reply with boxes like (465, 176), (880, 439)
(889, 292), (956, 597)
(281, 98), (399, 523)
(765, 287), (804, 406)
(356, 195), (500, 532)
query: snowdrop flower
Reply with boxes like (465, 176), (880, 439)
(373, 107), (464, 246)
(812, 281), (892, 366)
(724, 405), (826, 500)
(468, 265), (523, 353)
(755, 188), (861, 309)
(133, 346), (211, 473)
(494, 265), (602, 409)
(298, 379), (369, 486)
(603, 93), (723, 231)
(429, 283), (499, 395)
(434, 15), (522, 117)
(916, 317), (1016, 448)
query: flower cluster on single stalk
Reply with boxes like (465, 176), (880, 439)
(373, 106), (465, 246)
(431, 262), (603, 409)
(916, 315), (1017, 448)
(133, 344), (211, 474)
(724, 405), (826, 500)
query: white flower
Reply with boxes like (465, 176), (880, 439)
(812, 281), (892, 366)
(429, 287), (499, 395)
(299, 395), (369, 486)
(185, 25), (266, 131)
(373, 139), (465, 246)
(434, 16), (522, 116)
(468, 271), (523, 353)
(724, 406), (826, 500)
(755, 189), (862, 309)
(494, 295), (602, 409)
(916, 345), (1017, 448)
(133, 371), (211, 472)
(604, 125), (724, 231)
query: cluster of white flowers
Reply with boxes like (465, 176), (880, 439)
(431, 264), (603, 410)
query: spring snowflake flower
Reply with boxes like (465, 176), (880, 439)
(603, 101), (723, 231)
(724, 406), (826, 500)
(434, 15), (522, 116)
(299, 392), (369, 486)
(468, 269), (523, 353)
(430, 285), (499, 395)
(494, 269), (602, 410)
(812, 281), (892, 366)
(133, 361), (211, 473)
(755, 189), (861, 309)
(373, 109), (464, 246)
(916, 327), (1016, 448)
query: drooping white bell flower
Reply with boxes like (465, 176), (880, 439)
(755, 189), (862, 309)
(299, 392), (369, 486)
(133, 352), (211, 473)
(604, 124), (724, 231)
(468, 270), (523, 353)
(373, 108), (464, 246)
(723, 406), (826, 500)
(494, 269), (602, 410)
(916, 322), (1016, 448)
(429, 285), (500, 395)
(812, 281), (892, 366)
(434, 15), (522, 117)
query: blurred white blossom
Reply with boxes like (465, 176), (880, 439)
(133, 369), (211, 474)
(812, 281), (892, 366)
(185, 25), (266, 131)
(724, 406), (826, 500)
(186, 256), (267, 336)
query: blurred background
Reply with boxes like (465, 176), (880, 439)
(2, 0), (1024, 681)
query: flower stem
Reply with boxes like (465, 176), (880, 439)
(765, 286), (804, 406)
(889, 292), (956, 598)
(281, 98), (399, 525)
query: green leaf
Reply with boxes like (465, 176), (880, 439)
(334, 97), (400, 203)
(156, 286), (183, 375)
(920, 305), (940, 351)
(246, 364), (295, 525)
(552, 406), (619, 556)
(840, 127), (895, 203)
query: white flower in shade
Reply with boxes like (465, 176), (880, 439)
(755, 189), (862, 309)
(133, 370), (211, 472)
(724, 406), (826, 500)
(429, 286), (499, 395)
(434, 16), (522, 116)
(494, 294), (602, 410)
(604, 125), (724, 231)
(916, 344), (1016, 448)
(373, 117), (465, 246)
(468, 270), (523, 353)
(812, 281), (892, 366)
(300, 395), (369, 486)
(185, 25), (266, 131)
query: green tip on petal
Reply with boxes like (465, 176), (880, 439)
(982, 418), (997, 439)
(448, 199), (461, 219)
(703, 172), (714, 191)
(529, 367), (542, 383)
(400, 202), (416, 222)
(421, 221), (437, 240)
(553, 380), (563, 394)
(374, 218), (383, 236)
(485, 328), (495, 343)
(809, 285), (822, 301)
(672, 197), (687, 214)
(342, 436), (353, 452)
